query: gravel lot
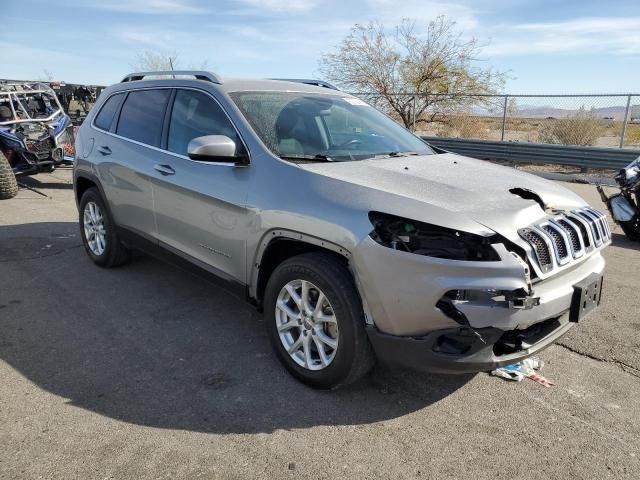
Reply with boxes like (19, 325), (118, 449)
(1, 167), (639, 479)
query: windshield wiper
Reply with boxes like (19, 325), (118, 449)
(383, 151), (421, 157)
(363, 151), (421, 160)
(278, 154), (335, 162)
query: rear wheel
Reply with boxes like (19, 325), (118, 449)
(0, 151), (18, 200)
(264, 252), (374, 389)
(79, 187), (130, 267)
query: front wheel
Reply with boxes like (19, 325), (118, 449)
(264, 252), (374, 389)
(0, 151), (18, 199)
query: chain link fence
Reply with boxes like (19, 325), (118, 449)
(354, 93), (640, 149)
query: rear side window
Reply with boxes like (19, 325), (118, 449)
(94, 93), (123, 131)
(167, 89), (243, 156)
(116, 89), (171, 147)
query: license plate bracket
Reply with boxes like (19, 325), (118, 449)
(569, 273), (603, 322)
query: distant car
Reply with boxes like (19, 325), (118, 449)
(73, 70), (610, 389)
(0, 82), (75, 199)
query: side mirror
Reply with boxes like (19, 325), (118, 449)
(187, 135), (248, 165)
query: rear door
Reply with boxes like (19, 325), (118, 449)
(150, 88), (251, 283)
(93, 88), (171, 239)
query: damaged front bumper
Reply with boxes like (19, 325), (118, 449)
(352, 236), (605, 373)
(365, 313), (574, 374)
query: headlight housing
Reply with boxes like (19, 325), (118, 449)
(368, 211), (500, 261)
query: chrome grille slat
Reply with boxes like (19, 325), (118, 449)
(519, 228), (553, 273)
(577, 210), (602, 246)
(582, 209), (606, 242)
(565, 214), (592, 250)
(553, 218), (584, 257)
(539, 223), (571, 265)
(518, 207), (610, 276)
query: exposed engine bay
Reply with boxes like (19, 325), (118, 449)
(368, 211), (501, 261)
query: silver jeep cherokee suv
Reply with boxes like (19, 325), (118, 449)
(74, 71), (610, 389)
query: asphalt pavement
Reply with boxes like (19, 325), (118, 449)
(1, 167), (639, 479)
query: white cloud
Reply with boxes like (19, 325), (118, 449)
(234, 0), (317, 12)
(114, 28), (175, 47)
(87, 0), (206, 14)
(485, 17), (640, 56)
(366, 0), (479, 30)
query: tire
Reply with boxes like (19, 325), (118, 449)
(79, 187), (131, 267)
(620, 218), (640, 241)
(0, 151), (18, 200)
(264, 252), (375, 389)
(40, 163), (55, 173)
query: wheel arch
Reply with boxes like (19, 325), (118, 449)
(74, 171), (108, 208)
(250, 230), (352, 307)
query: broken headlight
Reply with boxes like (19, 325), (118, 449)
(368, 211), (500, 261)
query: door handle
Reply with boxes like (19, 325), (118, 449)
(97, 145), (111, 155)
(153, 164), (176, 176)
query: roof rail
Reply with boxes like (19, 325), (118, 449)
(121, 71), (222, 84)
(271, 78), (339, 91)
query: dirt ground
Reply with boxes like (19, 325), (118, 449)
(1, 167), (639, 479)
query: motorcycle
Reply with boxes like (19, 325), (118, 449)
(597, 157), (640, 241)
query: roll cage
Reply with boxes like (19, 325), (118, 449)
(0, 82), (65, 126)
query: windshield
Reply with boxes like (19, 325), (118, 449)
(229, 91), (433, 162)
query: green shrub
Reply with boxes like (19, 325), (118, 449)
(538, 107), (605, 146)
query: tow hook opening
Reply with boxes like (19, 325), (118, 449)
(434, 329), (480, 355)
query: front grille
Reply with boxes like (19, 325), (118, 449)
(519, 207), (610, 275)
(26, 138), (54, 159)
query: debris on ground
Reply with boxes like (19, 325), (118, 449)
(491, 357), (555, 387)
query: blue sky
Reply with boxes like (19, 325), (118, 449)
(2, 0), (640, 93)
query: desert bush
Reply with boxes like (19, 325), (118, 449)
(624, 124), (640, 146)
(436, 115), (490, 139)
(538, 107), (605, 146)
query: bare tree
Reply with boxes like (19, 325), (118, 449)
(37, 69), (55, 82)
(132, 51), (179, 71)
(319, 17), (506, 129)
(132, 51), (210, 72)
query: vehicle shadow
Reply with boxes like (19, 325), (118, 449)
(0, 222), (473, 435)
(611, 232), (640, 251)
(18, 172), (74, 190)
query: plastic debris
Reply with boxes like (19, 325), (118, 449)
(491, 356), (554, 387)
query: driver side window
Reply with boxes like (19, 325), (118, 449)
(167, 90), (243, 156)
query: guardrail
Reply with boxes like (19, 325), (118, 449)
(421, 137), (640, 170)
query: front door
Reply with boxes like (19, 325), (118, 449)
(151, 88), (251, 283)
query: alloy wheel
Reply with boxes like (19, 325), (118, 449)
(275, 279), (339, 371)
(83, 201), (107, 256)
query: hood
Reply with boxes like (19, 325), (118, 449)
(299, 152), (588, 238)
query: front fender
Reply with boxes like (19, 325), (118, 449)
(248, 228), (351, 299)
